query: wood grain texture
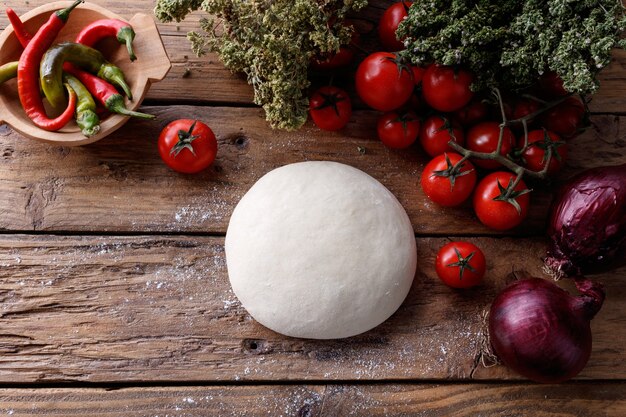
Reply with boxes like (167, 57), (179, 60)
(1, 106), (625, 234)
(1, 0), (626, 111)
(0, 383), (625, 416)
(0, 235), (623, 383)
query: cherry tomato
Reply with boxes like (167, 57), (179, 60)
(539, 97), (585, 138)
(538, 70), (567, 98)
(309, 86), (352, 131)
(512, 98), (540, 121)
(355, 52), (414, 111)
(158, 119), (217, 174)
(377, 111), (420, 149)
(466, 122), (516, 170)
(411, 65), (425, 86)
(519, 130), (567, 175)
(436, 241), (486, 289)
(421, 152), (477, 207)
(378, 1), (412, 51)
(310, 23), (359, 71)
(473, 171), (530, 231)
(422, 64), (474, 112)
(419, 115), (465, 157)
(453, 99), (488, 127)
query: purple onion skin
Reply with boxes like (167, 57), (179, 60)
(489, 277), (605, 383)
(546, 163), (626, 278)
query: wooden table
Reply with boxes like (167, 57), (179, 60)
(1, 1), (625, 415)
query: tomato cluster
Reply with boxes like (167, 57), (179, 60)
(306, 1), (587, 233)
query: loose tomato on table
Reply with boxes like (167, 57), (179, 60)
(419, 115), (464, 157)
(421, 152), (477, 207)
(309, 86), (352, 131)
(518, 129), (567, 175)
(422, 64), (474, 112)
(378, 1), (412, 51)
(310, 23), (359, 71)
(377, 111), (420, 149)
(466, 122), (516, 170)
(435, 241), (486, 289)
(539, 96), (585, 138)
(355, 52), (414, 111)
(158, 119), (218, 174)
(473, 171), (531, 231)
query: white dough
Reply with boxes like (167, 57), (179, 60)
(225, 161), (417, 339)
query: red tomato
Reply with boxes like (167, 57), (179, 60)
(158, 119), (217, 174)
(435, 241), (486, 288)
(422, 64), (474, 112)
(377, 111), (420, 149)
(421, 152), (477, 207)
(378, 1), (413, 51)
(539, 97), (585, 138)
(512, 98), (540, 121)
(419, 115), (465, 157)
(466, 122), (516, 170)
(355, 52), (414, 111)
(473, 172), (530, 231)
(519, 130), (567, 175)
(538, 70), (567, 98)
(411, 65), (425, 86)
(309, 86), (352, 131)
(453, 99), (488, 127)
(310, 23), (359, 71)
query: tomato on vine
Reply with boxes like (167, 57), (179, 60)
(453, 98), (488, 127)
(517, 129), (567, 174)
(466, 122), (516, 170)
(422, 64), (474, 112)
(539, 96), (585, 138)
(435, 241), (486, 289)
(377, 111), (420, 149)
(158, 119), (218, 174)
(378, 1), (413, 51)
(420, 115), (464, 157)
(309, 86), (352, 131)
(473, 171), (531, 231)
(355, 52), (414, 111)
(421, 152), (477, 207)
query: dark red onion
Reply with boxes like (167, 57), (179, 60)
(545, 164), (626, 278)
(489, 277), (604, 383)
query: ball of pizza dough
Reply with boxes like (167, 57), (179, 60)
(225, 161), (416, 339)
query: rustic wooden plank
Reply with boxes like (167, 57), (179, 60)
(1, 106), (625, 234)
(0, 383), (625, 416)
(1, 0), (626, 111)
(0, 235), (623, 383)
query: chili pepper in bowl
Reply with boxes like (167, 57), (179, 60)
(76, 19), (137, 61)
(5, 8), (32, 47)
(63, 73), (100, 137)
(17, 0), (83, 131)
(0, 61), (18, 84)
(65, 66), (155, 120)
(41, 42), (133, 108)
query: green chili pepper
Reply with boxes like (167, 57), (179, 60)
(0, 61), (18, 84)
(40, 42), (133, 109)
(62, 73), (100, 137)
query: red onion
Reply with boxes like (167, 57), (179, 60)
(545, 164), (626, 278)
(489, 277), (604, 383)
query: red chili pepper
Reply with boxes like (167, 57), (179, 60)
(5, 8), (32, 47)
(65, 66), (154, 120)
(76, 19), (137, 61)
(16, 0), (83, 131)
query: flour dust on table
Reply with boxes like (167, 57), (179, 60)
(225, 161), (417, 339)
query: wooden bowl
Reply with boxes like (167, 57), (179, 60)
(0, 1), (171, 146)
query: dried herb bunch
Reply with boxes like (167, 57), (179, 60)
(155, 0), (368, 130)
(397, 0), (626, 95)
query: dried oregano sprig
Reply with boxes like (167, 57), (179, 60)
(155, 0), (367, 130)
(397, 0), (626, 95)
